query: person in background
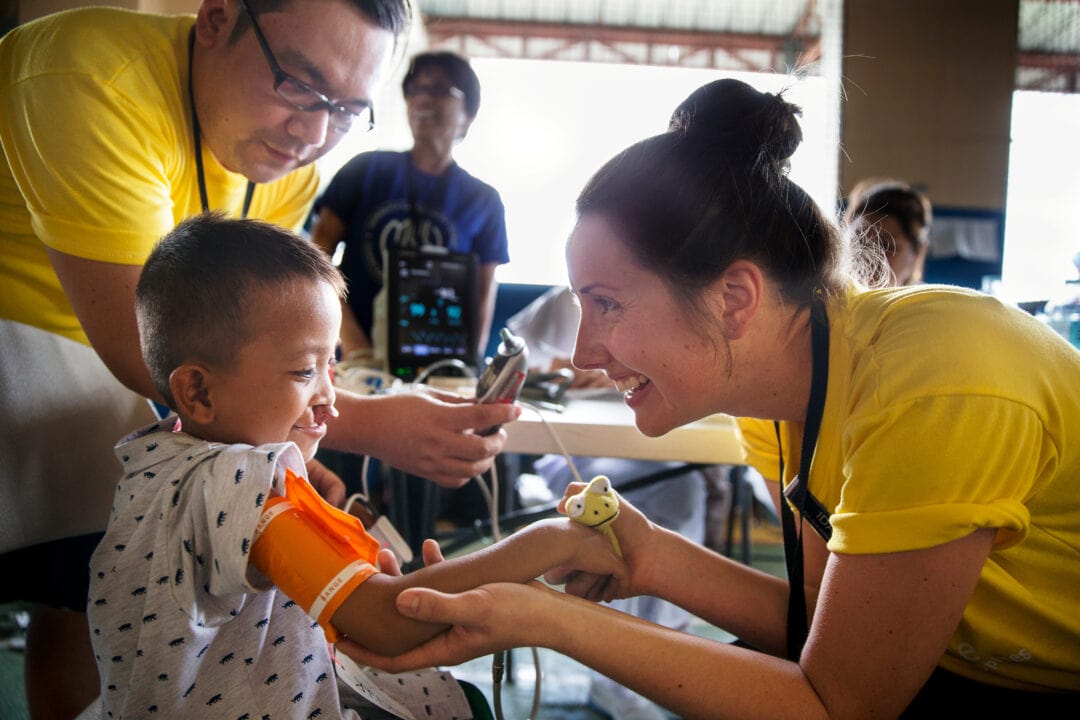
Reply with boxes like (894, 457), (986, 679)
(0, 2), (516, 716)
(312, 50), (508, 366)
(508, 285), (709, 720)
(88, 212), (624, 719)
(340, 78), (1080, 716)
(842, 178), (933, 287)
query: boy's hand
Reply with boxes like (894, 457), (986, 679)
(378, 539), (445, 576)
(306, 458), (346, 507)
(547, 483), (656, 600)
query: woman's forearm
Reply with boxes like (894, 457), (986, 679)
(537, 591), (827, 720)
(636, 525), (792, 656)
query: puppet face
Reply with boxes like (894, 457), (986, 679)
(567, 475), (620, 529)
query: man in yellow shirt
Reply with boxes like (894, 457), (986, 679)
(0, 1), (517, 716)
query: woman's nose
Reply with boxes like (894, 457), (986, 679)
(571, 321), (606, 372)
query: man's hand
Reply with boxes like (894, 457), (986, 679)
(306, 457), (346, 507)
(326, 388), (521, 488)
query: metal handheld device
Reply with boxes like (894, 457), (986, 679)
(475, 328), (529, 436)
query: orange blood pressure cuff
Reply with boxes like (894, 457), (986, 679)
(250, 468), (380, 641)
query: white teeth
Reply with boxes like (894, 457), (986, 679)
(613, 375), (649, 395)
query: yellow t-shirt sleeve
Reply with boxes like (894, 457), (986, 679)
(5, 71), (180, 264)
(832, 393), (1040, 554)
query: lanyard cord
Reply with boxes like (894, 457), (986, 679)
(775, 298), (830, 662)
(187, 28), (255, 218)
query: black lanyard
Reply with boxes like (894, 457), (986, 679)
(775, 299), (831, 661)
(187, 29), (255, 217)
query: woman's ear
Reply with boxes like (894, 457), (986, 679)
(169, 364), (215, 425)
(712, 260), (764, 341)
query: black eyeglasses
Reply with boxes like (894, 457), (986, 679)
(403, 82), (465, 101)
(239, 0), (374, 133)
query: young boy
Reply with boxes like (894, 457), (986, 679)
(87, 213), (625, 719)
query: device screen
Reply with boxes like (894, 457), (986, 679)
(387, 248), (478, 381)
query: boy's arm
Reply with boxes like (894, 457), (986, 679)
(330, 518), (625, 656)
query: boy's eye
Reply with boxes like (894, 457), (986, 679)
(293, 368), (316, 379)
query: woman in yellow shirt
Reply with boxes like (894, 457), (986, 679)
(342, 78), (1080, 716)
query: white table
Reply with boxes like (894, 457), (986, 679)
(504, 392), (745, 465)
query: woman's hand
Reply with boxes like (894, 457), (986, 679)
(335, 581), (559, 673)
(545, 482), (660, 600)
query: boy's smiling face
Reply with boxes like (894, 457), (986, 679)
(192, 277), (341, 462)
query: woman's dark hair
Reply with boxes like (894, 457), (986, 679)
(136, 212), (346, 409)
(576, 78), (846, 330)
(402, 51), (482, 118)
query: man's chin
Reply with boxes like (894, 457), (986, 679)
(237, 146), (310, 184)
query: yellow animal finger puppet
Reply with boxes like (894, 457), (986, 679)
(566, 475), (622, 556)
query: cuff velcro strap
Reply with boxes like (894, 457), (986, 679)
(251, 468), (380, 641)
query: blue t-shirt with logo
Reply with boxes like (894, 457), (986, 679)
(315, 150), (509, 336)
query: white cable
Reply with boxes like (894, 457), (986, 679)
(526, 403), (584, 486)
(482, 405), (589, 719)
(342, 493), (364, 516)
(491, 461), (501, 541)
(473, 472), (494, 526)
(360, 454), (372, 502)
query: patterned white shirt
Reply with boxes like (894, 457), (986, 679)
(89, 418), (362, 719)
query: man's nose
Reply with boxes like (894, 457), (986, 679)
(286, 108), (330, 149)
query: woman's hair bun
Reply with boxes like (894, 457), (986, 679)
(669, 78), (803, 169)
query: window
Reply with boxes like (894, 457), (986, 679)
(1001, 90), (1080, 303)
(317, 59), (834, 286)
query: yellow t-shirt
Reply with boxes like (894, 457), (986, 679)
(0, 7), (319, 344)
(738, 284), (1080, 692)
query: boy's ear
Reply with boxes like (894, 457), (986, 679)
(710, 260), (764, 341)
(169, 364), (216, 424)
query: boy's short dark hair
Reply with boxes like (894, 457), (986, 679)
(402, 50), (482, 118)
(136, 212), (346, 409)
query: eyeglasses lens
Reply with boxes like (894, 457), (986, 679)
(405, 83), (464, 100)
(276, 78), (373, 132)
